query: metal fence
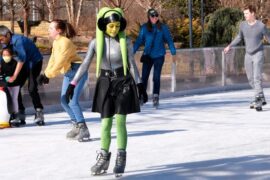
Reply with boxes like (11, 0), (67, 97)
(21, 46), (270, 107)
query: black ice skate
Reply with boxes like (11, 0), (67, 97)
(18, 110), (26, 125)
(250, 93), (267, 109)
(153, 94), (159, 109)
(91, 150), (111, 175)
(113, 149), (126, 178)
(254, 94), (264, 111)
(261, 94), (267, 106)
(34, 108), (45, 126)
(9, 113), (21, 127)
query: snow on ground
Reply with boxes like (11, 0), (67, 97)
(1, 88), (270, 180)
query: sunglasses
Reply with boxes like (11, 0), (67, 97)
(150, 14), (159, 18)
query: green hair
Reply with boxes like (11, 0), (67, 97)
(96, 7), (127, 77)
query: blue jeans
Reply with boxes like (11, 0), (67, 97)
(61, 63), (88, 123)
(142, 56), (165, 95)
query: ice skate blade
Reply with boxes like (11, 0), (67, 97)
(35, 121), (45, 126)
(115, 173), (123, 178)
(91, 170), (107, 176)
(10, 122), (21, 127)
(66, 136), (79, 140)
(255, 107), (262, 111)
(78, 137), (91, 142)
(250, 103), (264, 108)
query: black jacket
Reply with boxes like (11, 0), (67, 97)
(0, 59), (27, 87)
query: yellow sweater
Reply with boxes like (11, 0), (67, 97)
(44, 35), (82, 78)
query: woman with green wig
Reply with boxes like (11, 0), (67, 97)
(65, 7), (148, 177)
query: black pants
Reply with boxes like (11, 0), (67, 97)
(18, 60), (43, 111)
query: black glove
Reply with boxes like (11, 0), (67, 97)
(137, 83), (148, 104)
(37, 74), (49, 85)
(65, 84), (75, 104)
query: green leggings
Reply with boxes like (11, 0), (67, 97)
(101, 114), (127, 151)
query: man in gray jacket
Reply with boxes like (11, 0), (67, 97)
(224, 4), (270, 110)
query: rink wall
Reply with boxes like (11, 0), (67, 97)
(22, 46), (270, 112)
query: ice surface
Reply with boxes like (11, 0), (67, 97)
(1, 88), (270, 180)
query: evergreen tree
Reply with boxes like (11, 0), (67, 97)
(163, 0), (220, 18)
(201, 7), (244, 47)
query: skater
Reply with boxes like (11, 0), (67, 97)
(133, 8), (176, 108)
(65, 7), (148, 176)
(37, 19), (90, 142)
(0, 25), (44, 125)
(0, 48), (26, 126)
(224, 4), (270, 111)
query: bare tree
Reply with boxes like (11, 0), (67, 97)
(8, 0), (15, 32)
(103, 0), (134, 11)
(65, 0), (84, 28)
(0, 1), (3, 20)
(1, 0), (16, 32)
(133, 0), (167, 14)
(45, 0), (56, 21)
(219, 0), (243, 7)
(18, 0), (29, 36)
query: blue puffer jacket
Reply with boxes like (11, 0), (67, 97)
(133, 23), (176, 59)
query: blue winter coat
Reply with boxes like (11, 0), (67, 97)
(133, 23), (176, 59)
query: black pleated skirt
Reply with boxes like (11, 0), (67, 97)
(92, 68), (140, 118)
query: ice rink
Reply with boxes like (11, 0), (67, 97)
(1, 88), (270, 180)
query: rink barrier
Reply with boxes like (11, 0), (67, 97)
(22, 46), (270, 113)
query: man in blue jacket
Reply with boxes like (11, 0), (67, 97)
(133, 8), (176, 108)
(0, 25), (44, 125)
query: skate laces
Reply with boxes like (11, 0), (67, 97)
(115, 152), (126, 166)
(96, 151), (107, 165)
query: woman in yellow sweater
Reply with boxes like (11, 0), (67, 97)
(38, 19), (90, 142)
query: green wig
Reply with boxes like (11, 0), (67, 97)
(96, 7), (128, 77)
